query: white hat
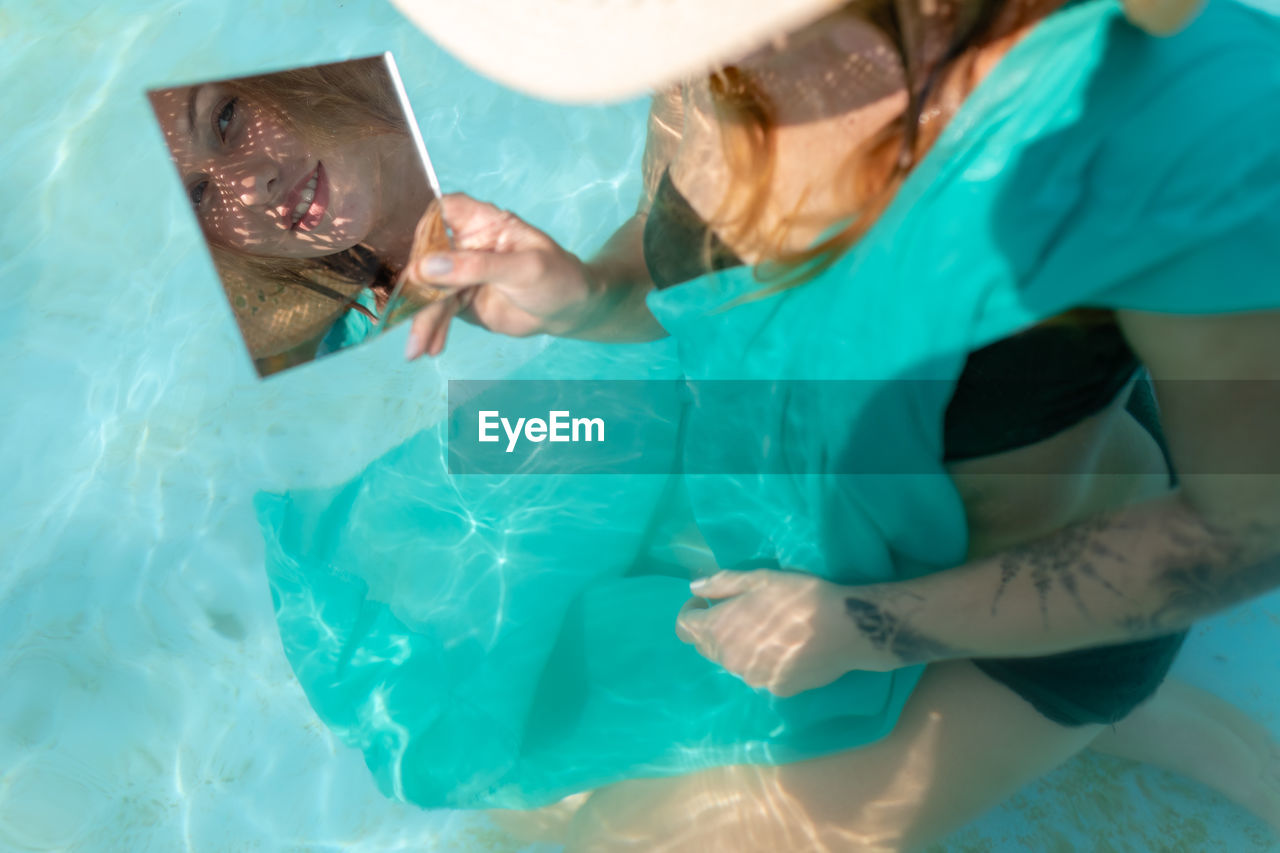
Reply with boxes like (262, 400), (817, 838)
(388, 0), (846, 103)
(389, 0), (1206, 103)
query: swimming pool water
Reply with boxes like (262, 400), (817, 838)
(2, 0), (1279, 850)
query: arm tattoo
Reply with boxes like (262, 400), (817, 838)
(990, 515), (1131, 624)
(845, 596), (956, 666)
(1143, 518), (1280, 632)
(990, 504), (1280, 640)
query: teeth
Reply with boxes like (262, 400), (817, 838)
(292, 171), (319, 224)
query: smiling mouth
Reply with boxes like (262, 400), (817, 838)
(288, 162), (328, 232)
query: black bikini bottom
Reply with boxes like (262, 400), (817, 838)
(971, 379), (1188, 727)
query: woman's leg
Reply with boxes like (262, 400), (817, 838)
(493, 674), (1280, 847)
(562, 660), (1102, 853)
(1088, 677), (1280, 831)
(486, 793), (591, 845)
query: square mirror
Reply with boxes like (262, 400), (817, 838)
(149, 54), (449, 377)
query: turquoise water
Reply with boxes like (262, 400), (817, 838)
(2, 0), (1279, 850)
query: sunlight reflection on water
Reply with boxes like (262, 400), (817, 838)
(3, 0), (1280, 850)
(2, 0), (644, 849)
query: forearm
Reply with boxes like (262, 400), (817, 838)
(847, 490), (1280, 666)
(560, 215), (668, 343)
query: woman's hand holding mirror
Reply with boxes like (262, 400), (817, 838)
(402, 193), (598, 359)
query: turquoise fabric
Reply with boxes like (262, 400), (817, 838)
(317, 289), (378, 356)
(258, 0), (1280, 810)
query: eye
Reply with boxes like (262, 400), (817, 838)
(189, 179), (209, 206)
(215, 98), (237, 141)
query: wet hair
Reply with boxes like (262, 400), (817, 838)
(704, 0), (1060, 296)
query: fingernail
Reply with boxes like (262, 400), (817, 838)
(405, 335), (421, 360)
(420, 255), (453, 277)
(690, 578), (708, 591)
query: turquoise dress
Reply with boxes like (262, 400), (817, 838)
(256, 0), (1280, 810)
(316, 289), (378, 356)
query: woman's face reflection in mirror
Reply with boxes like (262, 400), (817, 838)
(152, 83), (382, 258)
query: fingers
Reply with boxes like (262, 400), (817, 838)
(426, 297), (460, 356)
(403, 248), (543, 295)
(676, 598), (753, 669)
(452, 285), (481, 326)
(437, 193), (549, 251)
(689, 569), (773, 600)
(678, 604), (777, 689)
(405, 293), (462, 360)
(674, 597), (710, 645)
(771, 681), (802, 699)
(675, 599), (722, 658)
(676, 588), (808, 694)
(675, 601), (706, 647)
(436, 192), (505, 233)
(679, 613), (720, 664)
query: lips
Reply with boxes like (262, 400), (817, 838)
(284, 162), (329, 232)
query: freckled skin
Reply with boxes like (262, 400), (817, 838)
(150, 84), (383, 259)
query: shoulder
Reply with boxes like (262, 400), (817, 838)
(639, 85), (687, 215)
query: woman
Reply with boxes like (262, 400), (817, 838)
(386, 0), (1280, 848)
(148, 57), (440, 375)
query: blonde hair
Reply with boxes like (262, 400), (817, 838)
(705, 0), (1056, 298)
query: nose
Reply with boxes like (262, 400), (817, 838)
(221, 154), (281, 209)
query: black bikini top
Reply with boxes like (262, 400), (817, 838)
(642, 170), (1140, 461)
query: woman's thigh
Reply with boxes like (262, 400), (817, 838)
(564, 660), (1102, 853)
